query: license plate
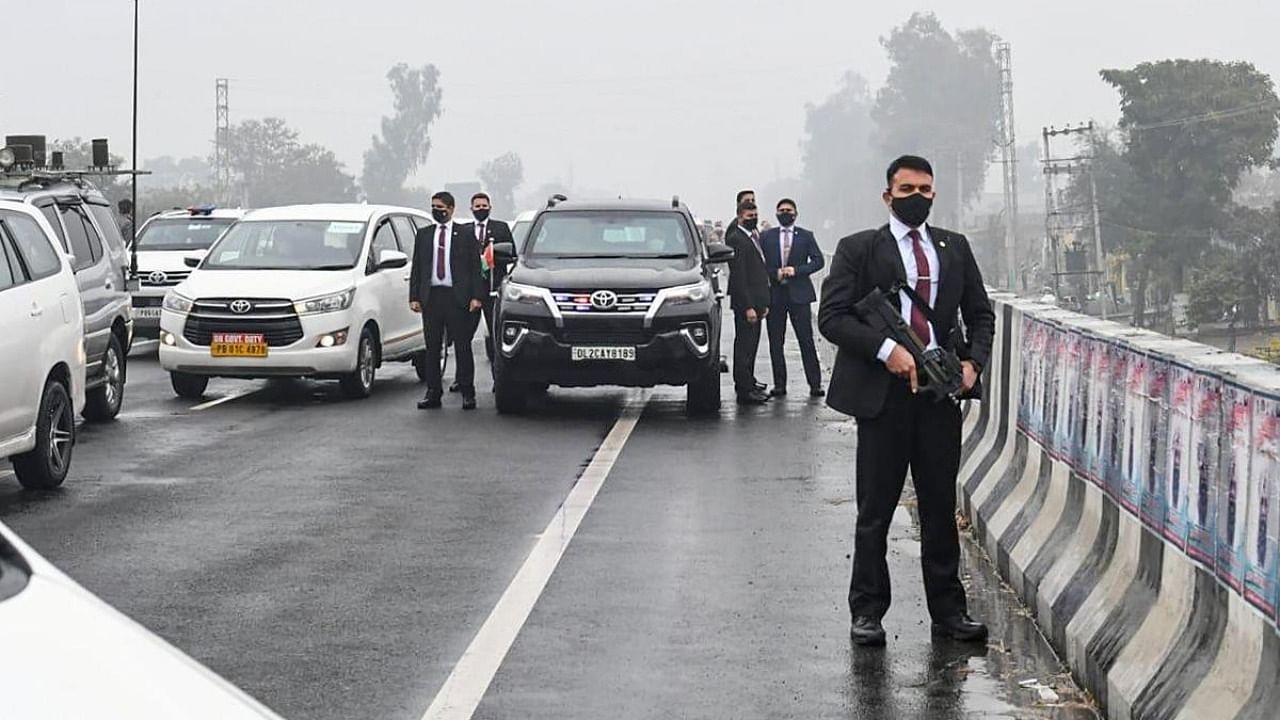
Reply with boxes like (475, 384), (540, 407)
(571, 346), (636, 361)
(134, 307), (161, 319)
(211, 333), (268, 358)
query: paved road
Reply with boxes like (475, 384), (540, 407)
(0, 329), (1097, 719)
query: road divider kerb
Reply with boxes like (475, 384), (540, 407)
(420, 389), (651, 720)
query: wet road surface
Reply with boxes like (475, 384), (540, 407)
(0, 330), (1099, 719)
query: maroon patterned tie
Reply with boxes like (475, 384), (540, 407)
(908, 229), (931, 344)
(436, 225), (447, 281)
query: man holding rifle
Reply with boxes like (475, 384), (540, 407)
(818, 155), (995, 647)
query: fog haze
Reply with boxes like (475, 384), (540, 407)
(8, 0), (1280, 214)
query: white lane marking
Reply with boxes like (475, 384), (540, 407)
(131, 339), (160, 350)
(0, 470), (13, 480)
(421, 390), (650, 720)
(189, 389), (258, 412)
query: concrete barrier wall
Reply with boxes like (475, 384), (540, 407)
(959, 294), (1280, 720)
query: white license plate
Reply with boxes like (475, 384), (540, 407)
(571, 346), (636, 361)
(134, 307), (161, 319)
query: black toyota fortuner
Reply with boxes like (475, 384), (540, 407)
(491, 197), (734, 416)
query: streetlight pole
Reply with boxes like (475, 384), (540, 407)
(130, 0), (139, 280)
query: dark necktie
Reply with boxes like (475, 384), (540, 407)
(476, 222), (486, 244)
(436, 225), (447, 281)
(750, 229), (763, 258)
(908, 229), (931, 344)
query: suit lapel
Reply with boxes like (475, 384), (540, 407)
(877, 225), (908, 286)
(931, 226), (952, 295)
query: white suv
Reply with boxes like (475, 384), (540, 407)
(0, 201), (86, 489)
(159, 204), (431, 399)
(130, 206), (245, 339)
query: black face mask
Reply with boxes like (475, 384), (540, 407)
(776, 212), (797, 227)
(431, 208), (450, 224)
(890, 193), (932, 228)
(741, 217), (759, 231)
(473, 208), (491, 222)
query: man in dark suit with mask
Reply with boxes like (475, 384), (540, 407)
(726, 200), (772, 405)
(761, 198), (826, 397)
(471, 192), (515, 363)
(818, 155), (995, 647)
(410, 191), (485, 410)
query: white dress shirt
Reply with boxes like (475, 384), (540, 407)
(876, 213), (941, 363)
(429, 221), (454, 287)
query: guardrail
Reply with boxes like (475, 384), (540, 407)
(959, 293), (1280, 720)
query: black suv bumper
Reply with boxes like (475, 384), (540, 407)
(497, 305), (718, 388)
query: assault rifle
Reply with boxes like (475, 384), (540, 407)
(854, 284), (967, 403)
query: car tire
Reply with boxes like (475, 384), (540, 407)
(340, 328), (377, 399)
(84, 334), (125, 422)
(12, 378), (75, 490)
(493, 362), (528, 415)
(412, 351), (430, 383)
(686, 360), (722, 417)
(170, 372), (209, 399)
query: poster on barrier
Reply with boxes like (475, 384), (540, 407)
(1185, 371), (1223, 567)
(1140, 357), (1171, 533)
(1051, 329), (1076, 461)
(1020, 318), (1049, 443)
(1105, 343), (1130, 500)
(1083, 337), (1111, 485)
(1216, 383), (1252, 592)
(1118, 351), (1147, 514)
(1245, 392), (1279, 619)
(1066, 333), (1091, 471)
(1163, 363), (1196, 549)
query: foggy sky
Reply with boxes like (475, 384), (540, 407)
(8, 1), (1280, 217)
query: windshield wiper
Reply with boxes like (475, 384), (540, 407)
(545, 254), (629, 259)
(306, 264), (356, 270)
(649, 254), (690, 259)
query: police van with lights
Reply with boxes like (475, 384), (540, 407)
(0, 135), (135, 422)
(130, 206), (245, 338)
(490, 196), (734, 416)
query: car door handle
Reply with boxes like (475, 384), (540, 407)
(30, 303), (43, 318)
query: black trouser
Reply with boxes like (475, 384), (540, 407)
(423, 286), (479, 396)
(850, 381), (966, 621)
(732, 309), (763, 396)
(766, 298), (822, 390)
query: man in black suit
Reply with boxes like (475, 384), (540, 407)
(762, 198), (826, 398)
(725, 201), (772, 405)
(472, 192), (515, 365)
(409, 191), (485, 410)
(818, 155), (996, 647)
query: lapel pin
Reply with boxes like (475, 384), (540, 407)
(939, 241), (947, 248)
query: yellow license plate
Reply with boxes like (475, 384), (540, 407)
(211, 333), (268, 358)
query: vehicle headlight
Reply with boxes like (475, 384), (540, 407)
(294, 289), (355, 315)
(162, 292), (193, 314)
(503, 282), (548, 306)
(661, 281), (713, 306)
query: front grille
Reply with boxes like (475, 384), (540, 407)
(552, 289), (658, 315)
(132, 295), (163, 308)
(140, 269), (191, 287)
(183, 297), (303, 347)
(559, 329), (651, 345)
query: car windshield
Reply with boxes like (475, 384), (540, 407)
(527, 211), (692, 259)
(203, 220), (367, 270)
(135, 217), (235, 251)
(512, 220), (532, 252)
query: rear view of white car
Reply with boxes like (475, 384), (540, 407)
(159, 204), (432, 399)
(0, 201), (85, 489)
(0, 521), (285, 719)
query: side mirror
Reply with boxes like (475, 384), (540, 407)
(376, 249), (409, 270)
(183, 250), (207, 268)
(492, 242), (516, 263)
(706, 243), (735, 264)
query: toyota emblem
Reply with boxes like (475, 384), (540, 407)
(229, 299), (253, 314)
(589, 290), (618, 310)
(148, 271), (167, 285)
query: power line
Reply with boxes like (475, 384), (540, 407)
(1128, 99), (1280, 132)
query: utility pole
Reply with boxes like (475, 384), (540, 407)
(214, 78), (230, 203)
(995, 41), (1019, 291)
(1043, 122), (1107, 319)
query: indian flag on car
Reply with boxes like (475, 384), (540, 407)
(482, 243), (495, 275)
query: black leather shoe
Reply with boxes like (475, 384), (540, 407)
(448, 382), (460, 393)
(418, 394), (442, 410)
(736, 391), (768, 405)
(850, 616), (887, 647)
(719, 357), (730, 373)
(810, 387), (826, 398)
(461, 396), (477, 410)
(753, 380), (767, 392)
(931, 614), (989, 643)
(770, 387), (788, 398)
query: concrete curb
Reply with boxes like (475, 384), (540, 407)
(958, 295), (1280, 720)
